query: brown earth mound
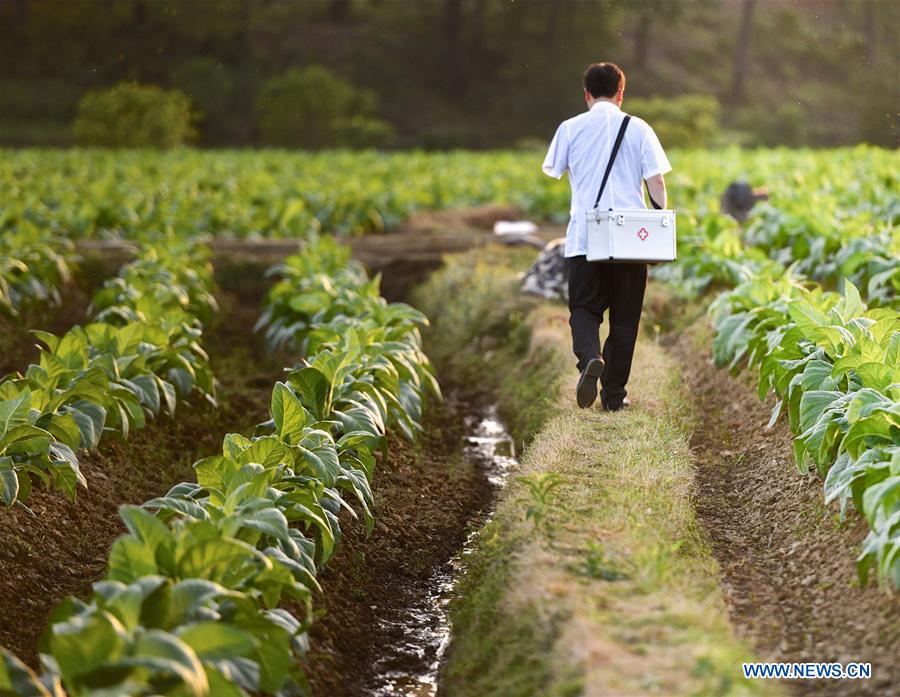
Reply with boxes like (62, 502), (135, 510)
(403, 204), (525, 233)
(669, 327), (900, 696)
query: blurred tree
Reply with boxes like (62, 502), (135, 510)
(628, 0), (684, 70)
(0, 0), (896, 147)
(730, 0), (757, 103)
(171, 58), (236, 144)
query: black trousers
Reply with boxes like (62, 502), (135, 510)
(567, 256), (647, 408)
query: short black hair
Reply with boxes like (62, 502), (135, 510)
(583, 62), (626, 98)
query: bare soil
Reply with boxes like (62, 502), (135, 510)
(401, 204), (524, 232)
(0, 282), (91, 376)
(0, 267), (283, 667)
(305, 390), (493, 697)
(669, 327), (900, 696)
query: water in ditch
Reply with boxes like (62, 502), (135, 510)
(366, 405), (518, 696)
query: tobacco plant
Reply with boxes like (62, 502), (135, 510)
(0, 223), (76, 318)
(712, 275), (899, 587)
(0, 240), (217, 508)
(90, 235), (218, 326)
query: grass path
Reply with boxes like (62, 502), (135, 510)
(415, 250), (778, 697)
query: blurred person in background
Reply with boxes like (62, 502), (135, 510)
(542, 62), (670, 411)
(721, 181), (769, 224)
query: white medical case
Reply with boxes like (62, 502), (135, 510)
(585, 208), (677, 263)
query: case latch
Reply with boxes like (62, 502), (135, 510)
(661, 216), (669, 227)
(616, 215), (625, 226)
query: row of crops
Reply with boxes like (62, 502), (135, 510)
(0, 149), (566, 240)
(1, 234), (438, 695)
(711, 278), (898, 586)
(2, 147), (896, 315)
(657, 148), (899, 301)
(2, 148), (896, 246)
(655, 151), (898, 589)
(1, 236), (217, 509)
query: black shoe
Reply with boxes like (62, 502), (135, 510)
(576, 357), (605, 409)
(603, 397), (631, 412)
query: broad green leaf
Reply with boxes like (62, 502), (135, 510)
(67, 400), (107, 450)
(120, 504), (172, 549)
(0, 467), (19, 507)
(107, 536), (160, 583)
(48, 611), (126, 680)
(287, 367), (331, 419)
(798, 390), (843, 433)
(237, 437), (290, 470)
(177, 537), (264, 585)
(270, 382), (309, 443)
(129, 629), (209, 696)
(43, 413), (82, 451)
(0, 390), (32, 440)
(204, 666), (247, 697)
(175, 622), (256, 662)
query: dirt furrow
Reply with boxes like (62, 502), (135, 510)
(668, 329), (899, 696)
(305, 390), (493, 697)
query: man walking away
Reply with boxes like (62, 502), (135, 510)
(542, 62), (670, 411)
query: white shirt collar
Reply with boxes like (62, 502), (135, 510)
(589, 100), (620, 112)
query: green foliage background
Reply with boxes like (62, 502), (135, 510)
(627, 95), (722, 148)
(0, 0), (897, 148)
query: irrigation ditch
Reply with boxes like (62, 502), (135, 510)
(302, 232), (526, 696)
(368, 407), (517, 696)
(305, 396), (517, 697)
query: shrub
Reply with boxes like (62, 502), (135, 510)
(627, 94), (721, 149)
(73, 82), (196, 148)
(255, 66), (394, 149)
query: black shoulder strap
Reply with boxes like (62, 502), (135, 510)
(593, 114), (631, 210)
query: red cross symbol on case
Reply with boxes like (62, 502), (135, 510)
(637, 227), (649, 241)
